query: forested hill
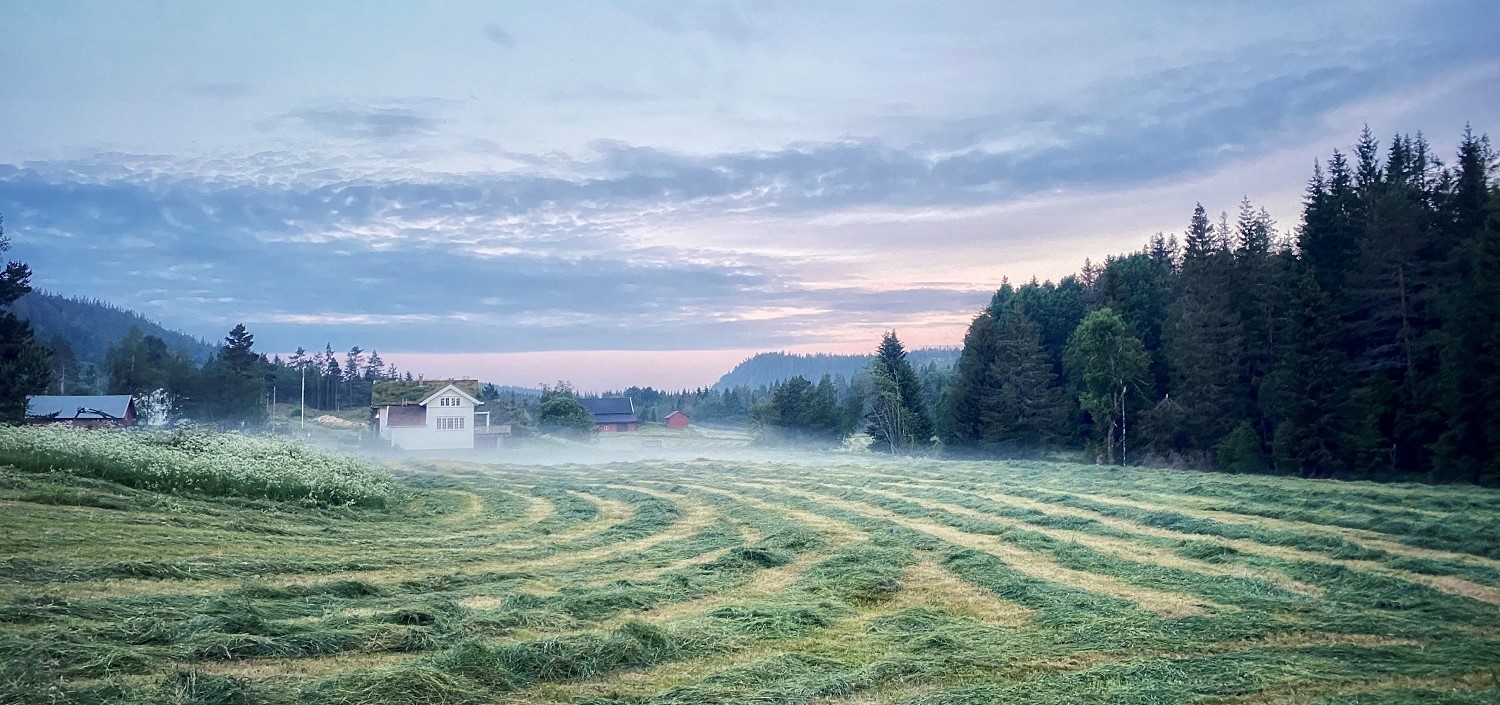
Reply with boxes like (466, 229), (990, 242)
(713, 348), (960, 389)
(11, 291), (216, 363)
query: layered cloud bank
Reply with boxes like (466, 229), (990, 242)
(2, 1), (1495, 387)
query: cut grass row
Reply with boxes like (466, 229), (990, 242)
(6, 453), (1500, 704)
(811, 469), (1500, 589)
(831, 478), (1500, 602)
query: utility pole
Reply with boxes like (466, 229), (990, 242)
(300, 364), (306, 433)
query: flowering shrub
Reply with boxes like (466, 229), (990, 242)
(0, 425), (407, 508)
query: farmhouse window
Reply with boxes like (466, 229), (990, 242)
(439, 396), (462, 407)
(437, 416), (466, 430)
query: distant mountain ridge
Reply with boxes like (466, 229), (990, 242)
(11, 290), (217, 363)
(713, 348), (961, 390)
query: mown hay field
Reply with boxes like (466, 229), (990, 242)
(4, 432), (1500, 704)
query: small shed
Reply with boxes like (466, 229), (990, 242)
(26, 395), (136, 428)
(665, 411), (690, 430)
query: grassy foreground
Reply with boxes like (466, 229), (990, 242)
(2, 430), (1500, 704)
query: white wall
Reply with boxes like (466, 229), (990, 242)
(377, 391), (475, 451)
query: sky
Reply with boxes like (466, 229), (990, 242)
(2, 1), (1497, 391)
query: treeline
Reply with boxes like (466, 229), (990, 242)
(616, 385), (764, 425)
(45, 323), (415, 426)
(615, 354), (950, 444)
(942, 126), (1498, 484)
(267, 345), (405, 412)
(67, 324), (277, 426)
(726, 125), (1499, 484)
(724, 332), (941, 451)
(712, 349), (960, 390)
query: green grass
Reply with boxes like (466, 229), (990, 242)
(2, 428), (1499, 704)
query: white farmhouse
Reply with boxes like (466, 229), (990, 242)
(371, 381), (507, 451)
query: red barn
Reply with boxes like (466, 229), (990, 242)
(665, 411), (690, 429)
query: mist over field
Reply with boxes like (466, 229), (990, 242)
(6, 425), (1500, 704)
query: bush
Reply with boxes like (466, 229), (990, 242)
(535, 383), (596, 439)
(1216, 422), (1270, 474)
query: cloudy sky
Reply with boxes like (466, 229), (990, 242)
(2, 1), (1497, 390)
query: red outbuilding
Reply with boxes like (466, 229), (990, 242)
(665, 411), (690, 429)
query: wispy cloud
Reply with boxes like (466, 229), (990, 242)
(271, 104), (444, 141)
(0, 160), (991, 353)
(482, 22), (517, 49)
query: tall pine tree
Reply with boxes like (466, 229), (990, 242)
(981, 305), (1064, 454)
(204, 324), (268, 426)
(866, 331), (933, 453)
(1268, 273), (1352, 477)
(943, 312), (1002, 451)
(0, 213), (52, 422)
(1162, 203), (1246, 454)
(1433, 185), (1500, 483)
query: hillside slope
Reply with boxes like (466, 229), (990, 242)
(10, 290), (216, 363)
(713, 348), (960, 389)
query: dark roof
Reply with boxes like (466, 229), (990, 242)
(580, 397), (637, 424)
(26, 395), (134, 420)
(580, 397), (633, 414)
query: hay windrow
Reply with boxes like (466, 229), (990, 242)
(4, 444), (1499, 704)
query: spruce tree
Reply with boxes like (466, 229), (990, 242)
(1343, 132), (1441, 475)
(45, 334), (80, 394)
(982, 306), (1064, 454)
(1268, 273), (1351, 477)
(943, 312), (1002, 450)
(755, 374), (848, 445)
(1231, 200), (1289, 446)
(866, 331), (932, 452)
(1163, 203), (1246, 453)
(209, 324), (268, 426)
(1434, 187), (1500, 484)
(0, 213), (52, 422)
(1300, 152), (1365, 300)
